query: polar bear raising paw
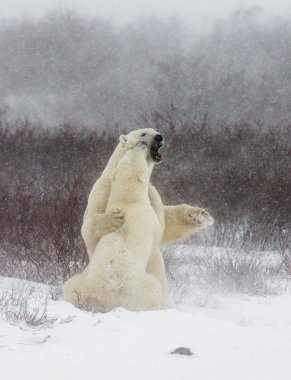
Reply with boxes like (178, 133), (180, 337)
(65, 128), (214, 311)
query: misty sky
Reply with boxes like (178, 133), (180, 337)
(0, 0), (290, 25)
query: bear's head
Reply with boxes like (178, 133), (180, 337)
(120, 128), (164, 164)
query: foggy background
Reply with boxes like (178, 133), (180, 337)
(0, 1), (290, 290)
(0, 2), (290, 127)
(1, 0), (291, 24)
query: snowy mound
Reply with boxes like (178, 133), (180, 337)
(1, 277), (291, 380)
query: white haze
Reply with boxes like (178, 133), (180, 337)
(0, 0), (290, 25)
(0, 1), (290, 127)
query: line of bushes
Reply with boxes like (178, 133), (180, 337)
(0, 117), (290, 284)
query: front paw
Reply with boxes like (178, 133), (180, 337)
(105, 209), (125, 231)
(184, 207), (214, 227)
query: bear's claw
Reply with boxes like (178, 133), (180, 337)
(185, 207), (214, 227)
(107, 209), (125, 230)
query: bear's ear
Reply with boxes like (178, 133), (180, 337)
(119, 135), (127, 143)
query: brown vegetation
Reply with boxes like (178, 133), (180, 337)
(0, 115), (290, 286)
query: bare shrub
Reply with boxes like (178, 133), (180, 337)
(280, 248), (291, 278)
(0, 282), (58, 328)
(165, 245), (287, 305)
(49, 284), (64, 301)
(0, 118), (289, 289)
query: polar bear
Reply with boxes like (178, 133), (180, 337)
(79, 128), (213, 308)
(63, 141), (163, 311)
(81, 133), (140, 258)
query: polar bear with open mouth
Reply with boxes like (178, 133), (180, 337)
(64, 129), (213, 311)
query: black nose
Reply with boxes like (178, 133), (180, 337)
(154, 134), (163, 143)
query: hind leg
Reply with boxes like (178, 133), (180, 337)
(63, 274), (92, 310)
(126, 274), (162, 311)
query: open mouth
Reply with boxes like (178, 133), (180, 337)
(150, 140), (164, 163)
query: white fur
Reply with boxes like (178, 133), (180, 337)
(64, 128), (214, 311)
(63, 143), (163, 311)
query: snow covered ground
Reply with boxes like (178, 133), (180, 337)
(1, 276), (291, 380)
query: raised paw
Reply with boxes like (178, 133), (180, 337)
(184, 207), (214, 227)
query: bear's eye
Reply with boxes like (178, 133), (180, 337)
(141, 133), (146, 137)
